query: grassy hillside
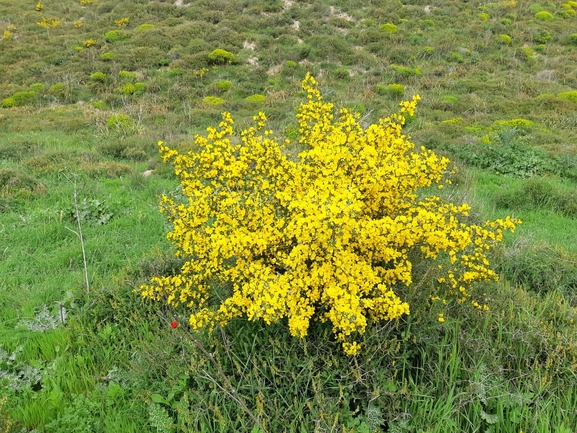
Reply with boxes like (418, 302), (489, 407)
(1, 0), (577, 431)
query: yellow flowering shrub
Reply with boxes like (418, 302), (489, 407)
(141, 74), (518, 355)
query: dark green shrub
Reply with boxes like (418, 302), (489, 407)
(132, 29), (174, 51)
(533, 29), (551, 44)
(130, 47), (166, 68)
(333, 67), (350, 79)
(177, 52), (210, 70)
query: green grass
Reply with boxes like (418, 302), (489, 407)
(1, 0), (577, 430)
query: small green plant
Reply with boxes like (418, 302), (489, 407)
(391, 64), (422, 77)
(491, 118), (533, 131)
(535, 10), (554, 20)
(497, 34), (512, 44)
(214, 80), (232, 91)
(119, 83), (136, 95)
(69, 198), (114, 226)
(333, 68), (350, 79)
(107, 114), (135, 131)
(500, 18), (512, 25)
(207, 48), (237, 64)
(89, 71), (108, 83)
(528, 4), (544, 13)
(91, 101), (108, 110)
(533, 29), (551, 43)
(1, 97), (16, 108)
(571, 34), (577, 44)
(137, 24), (157, 32)
(284, 60), (298, 68)
(244, 94), (266, 103)
(375, 83), (405, 97)
(118, 70), (138, 81)
(478, 13), (490, 20)
(168, 68), (183, 77)
(380, 23), (398, 33)
(100, 52), (115, 61)
(558, 90), (577, 103)
(202, 96), (225, 105)
(557, 9), (576, 18)
(4, 91), (37, 107)
(104, 30), (127, 43)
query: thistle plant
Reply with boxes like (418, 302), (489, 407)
(141, 74), (517, 355)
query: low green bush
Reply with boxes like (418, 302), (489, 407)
(497, 34), (512, 45)
(207, 48), (237, 64)
(244, 94), (266, 103)
(380, 23), (398, 33)
(118, 70), (138, 82)
(137, 24), (157, 32)
(1, 97), (16, 108)
(391, 64), (422, 77)
(107, 114), (135, 130)
(535, 11), (554, 20)
(202, 95), (225, 105)
(100, 52), (115, 61)
(89, 71), (108, 83)
(533, 29), (552, 44)
(214, 80), (232, 91)
(375, 83), (405, 97)
(104, 30), (128, 43)
(558, 90), (577, 103)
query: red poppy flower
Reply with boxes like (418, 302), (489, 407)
(170, 321), (178, 329)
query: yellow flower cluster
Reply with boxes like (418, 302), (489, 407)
(115, 17), (129, 27)
(36, 17), (61, 29)
(141, 74), (518, 355)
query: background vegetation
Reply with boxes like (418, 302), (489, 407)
(1, 0), (576, 431)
